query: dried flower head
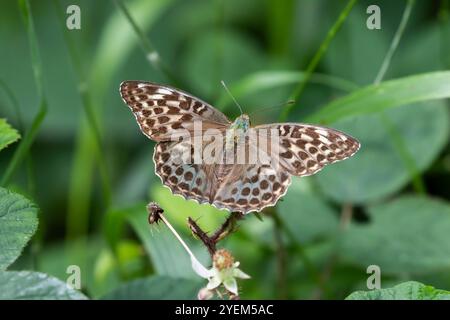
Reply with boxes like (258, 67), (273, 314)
(213, 249), (234, 270)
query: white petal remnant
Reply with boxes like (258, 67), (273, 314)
(233, 264), (251, 280)
(206, 276), (221, 290)
(223, 277), (238, 295)
(191, 256), (214, 279)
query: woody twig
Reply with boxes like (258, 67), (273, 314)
(188, 212), (243, 257)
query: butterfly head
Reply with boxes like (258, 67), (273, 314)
(233, 114), (250, 132)
(226, 114), (250, 149)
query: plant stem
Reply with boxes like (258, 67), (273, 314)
(267, 0), (295, 58)
(2, 0), (47, 186)
(112, 0), (183, 88)
(161, 215), (198, 259)
(312, 203), (353, 299)
(216, 71), (360, 111)
(188, 217), (216, 256)
(270, 209), (323, 291)
(188, 212), (243, 257)
(373, 0), (415, 85)
(279, 0), (358, 121)
(0, 79), (24, 131)
(211, 212), (243, 242)
(53, 0), (112, 208)
(439, 0), (450, 68)
(374, 0), (425, 194)
(272, 213), (288, 299)
(339, 202), (353, 230)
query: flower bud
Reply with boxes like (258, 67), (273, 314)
(197, 287), (214, 300)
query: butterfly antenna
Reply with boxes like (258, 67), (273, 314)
(248, 100), (295, 116)
(221, 80), (244, 115)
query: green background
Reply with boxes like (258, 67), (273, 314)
(0, 0), (449, 299)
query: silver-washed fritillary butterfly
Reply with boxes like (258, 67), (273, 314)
(120, 81), (360, 214)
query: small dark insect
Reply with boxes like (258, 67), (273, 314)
(147, 202), (164, 225)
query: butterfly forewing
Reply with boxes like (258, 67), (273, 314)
(254, 123), (360, 177)
(120, 81), (230, 141)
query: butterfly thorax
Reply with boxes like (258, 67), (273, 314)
(225, 114), (250, 150)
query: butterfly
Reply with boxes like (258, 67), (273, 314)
(120, 81), (360, 214)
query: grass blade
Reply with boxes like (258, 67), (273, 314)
(279, 0), (358, 121)
(306, 71), (450, 124)
(1, 0), (47, 186)
(374, 0), (415, 85)
(372, 0), (425, 193)
(66, 0), (174, 240)
(112, 0), (183, 87)
(216, 70), (359, 110)
(0, 79), (24, 130)
(53, 0), (112, 210)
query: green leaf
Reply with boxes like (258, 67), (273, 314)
(0, 271), (88, 300)
(306, 71), (450, 124)
(278, 178), (339, 243)
(151, 185), (225, 232)
(36, 236), (126, 299)
(340, 196), (450, 274)
(0, 119), (20, 151)
(346, 281), (450, 300)
(0, 187), (38, 270)
(315, 101), (449, 203)
(102, 275), (201, 300)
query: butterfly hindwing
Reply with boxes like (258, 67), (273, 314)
(154, 141), (212, 204)
(212, 164), (291, 213)
(153, 137), (291, 213)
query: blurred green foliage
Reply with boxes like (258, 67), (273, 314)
(346, 281), (450, 300)
(0, 0), (449, 300)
